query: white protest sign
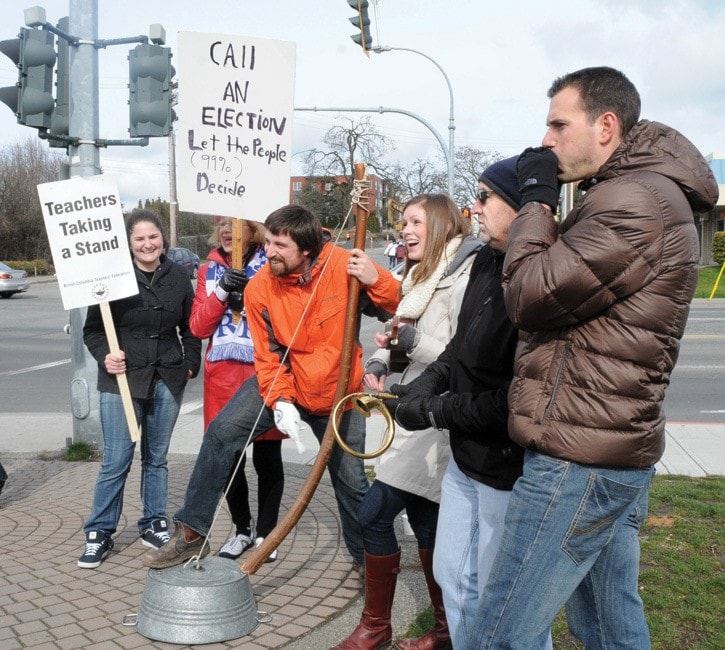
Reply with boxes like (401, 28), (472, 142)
(176, 31), (296, 222)
(37, 175), (138, 311)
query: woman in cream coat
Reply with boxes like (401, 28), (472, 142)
(333, 194), (480, 650)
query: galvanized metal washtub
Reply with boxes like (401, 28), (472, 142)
(123, 556), (262, 644)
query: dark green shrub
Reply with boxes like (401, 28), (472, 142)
(4, 259), (55, 276)
(713, 232), (725, 265)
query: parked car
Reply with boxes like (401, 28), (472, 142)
(0, 262), (30, 298)
(167, 247), (200, 279)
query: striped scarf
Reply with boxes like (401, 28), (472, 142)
(205, 246), (267, 363)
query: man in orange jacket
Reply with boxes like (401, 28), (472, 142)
(143, 204), (399, 571)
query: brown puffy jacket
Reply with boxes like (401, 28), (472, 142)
(503, 120), (719, 467)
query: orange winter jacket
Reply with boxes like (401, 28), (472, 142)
(245, 241), (400, 415)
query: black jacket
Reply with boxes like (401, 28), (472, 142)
(421, 245), (522, 490)
(84, 256), (202, 399)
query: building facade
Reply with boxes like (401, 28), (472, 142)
(700, 153), (725, 265)
(289, 174), (393, 231)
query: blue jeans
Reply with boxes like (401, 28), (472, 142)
(84, 379), (183, 535)
(466, 451), (654, 650)
(434, 460), (553, 650)
(433, 460), (511, 649)
(359, 479), (439, 556)
(175, 375), (369, 564)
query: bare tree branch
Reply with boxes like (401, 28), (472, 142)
(0, 138), (63, 261)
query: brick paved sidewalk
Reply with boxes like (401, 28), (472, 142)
(0, 457), (368, 649)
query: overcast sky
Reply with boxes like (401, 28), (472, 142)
(2, 0), (723, 208)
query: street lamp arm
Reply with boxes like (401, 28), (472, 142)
(294, 106), (452, 188)
(370, 45), (455, 197)
(372, 46), (454, 122)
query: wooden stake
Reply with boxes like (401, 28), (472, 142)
(99, 303), (140, 442)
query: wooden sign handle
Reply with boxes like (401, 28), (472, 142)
(100, 302), (140, 442)
(231, 218), (244, 325)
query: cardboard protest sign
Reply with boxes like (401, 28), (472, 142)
(37, 175), (137, 311)
(37, 175), (140, 441)
(176, 31), (296, 222)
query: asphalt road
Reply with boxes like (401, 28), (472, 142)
(1, 252), (723, 424)
(0, 245), (392, 415)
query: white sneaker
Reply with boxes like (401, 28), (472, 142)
(218, 532), (254, 559)
(254, 536), (278, 563)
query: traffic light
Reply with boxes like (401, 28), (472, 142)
(0, 27), (56, 129)
(49, 17), (69, 147)
(128, 43), (175, 137)
(0, 38), (20, 115)
(347, 0), (373, 54)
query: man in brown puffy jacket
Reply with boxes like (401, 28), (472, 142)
(466, 67), (719, 649)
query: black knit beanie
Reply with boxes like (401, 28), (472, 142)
(478, 155), (521, 210)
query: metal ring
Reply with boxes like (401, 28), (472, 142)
(332, 392), (397, 459)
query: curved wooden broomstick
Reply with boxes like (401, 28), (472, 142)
(241, 162), (370, 575)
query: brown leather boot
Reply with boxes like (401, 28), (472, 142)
(331, 550), (401, 650)
(394, 548), (451, 650)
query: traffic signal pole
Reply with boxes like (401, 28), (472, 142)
(1, 3), (176, 448)
(67, 0), (103, 448)
(69, 0), (100, 178)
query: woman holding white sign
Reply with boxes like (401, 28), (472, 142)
(77, 209), (202, 569)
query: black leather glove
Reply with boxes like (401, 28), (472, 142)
(388, 324), (419, 352)
(227, 291), (244, 312)
(388, 384), (409, 398)
(219, 268), (248, 293)
(389, 362), (448, 399)
(517, 147), (561, 210)
(384, 396), (447, 431)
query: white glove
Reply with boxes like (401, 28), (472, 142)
(274, 400), (306, 453)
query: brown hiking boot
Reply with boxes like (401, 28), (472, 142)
(142, 520), (209, 568)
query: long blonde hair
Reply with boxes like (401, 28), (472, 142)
(402, 194), (470, 285)
(208, 218), (266, 250)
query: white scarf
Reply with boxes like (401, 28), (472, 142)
(205, 247), (267, 363)
(396, 235), (463, 319)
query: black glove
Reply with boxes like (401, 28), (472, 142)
(388, 383), (410, 398)
(517, 147), (561, 210)
(388, 324), (419, 352)
(389, 362), (448, 399)
(384, 395), (447, 431)
(227, 291), (244, 312)
(364, 358), (388, 380)
(219, 268), (248, 293)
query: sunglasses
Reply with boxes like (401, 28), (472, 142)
(475, 189), (495, 204)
